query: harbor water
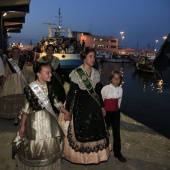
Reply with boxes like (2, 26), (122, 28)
(99, 62), (170, 139)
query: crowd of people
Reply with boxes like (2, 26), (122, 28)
(0, 45), (126, 170)
(37, 38), (85, 55)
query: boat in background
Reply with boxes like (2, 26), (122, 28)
(129, 50), (156, 65)
(96, 50), (113, 62)
(135, 56), (154, 73)
(34, 8), (82, 77)
(96, 50), (131, 63)
(104, 55), (131, 63)
(153, 33), (170, 87)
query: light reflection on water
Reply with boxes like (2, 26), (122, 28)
(99, 62), (170, 138)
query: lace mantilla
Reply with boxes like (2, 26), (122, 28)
(69, 65), (100, 90)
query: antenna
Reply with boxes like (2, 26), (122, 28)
(55, 8), (62, 28)
(42, 23), (57, 37)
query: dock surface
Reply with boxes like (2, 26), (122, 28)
(0, 65), (170, 170)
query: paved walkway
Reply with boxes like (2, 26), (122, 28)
(0, 114), (170, 170)
(0, 65), (170, 170)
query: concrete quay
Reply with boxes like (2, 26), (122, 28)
(0, 113), (170, 170)
(0, 65), (170, 170)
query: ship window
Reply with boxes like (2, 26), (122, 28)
(62, 55), (65, 58)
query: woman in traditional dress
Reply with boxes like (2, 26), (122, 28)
(38, 44), (66, 113)
(63, 47), (110, 164)
(12, 62), (71, 170)
(0, 47), (29, 124)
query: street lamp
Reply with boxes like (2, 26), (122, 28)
(120, 31), (125, 47)
(120, 32), (124, 41)
(154, 39), (159, 51)
(120, 32), (125, 55)
(163, 36), (167, 41)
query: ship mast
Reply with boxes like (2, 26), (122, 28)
(56, 8), (62, 29)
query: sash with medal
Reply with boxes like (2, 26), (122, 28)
(42, 56), (63, 86)
(29, 81), (64, 137)
(8, 58), (28, 85)
(76, 67), (101, 107)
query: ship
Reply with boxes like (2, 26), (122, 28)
(34, 8), (83, 78)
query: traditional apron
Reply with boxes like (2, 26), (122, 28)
(8, 58), (28, 85)
(76, 67), (101, 107)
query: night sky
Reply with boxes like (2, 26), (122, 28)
(10, 0), (170, 50)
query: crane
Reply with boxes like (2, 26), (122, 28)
(42, 23), (57, 37)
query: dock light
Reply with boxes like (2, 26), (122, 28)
(3, 12), (7, 16)
(120, 32), (124, 35)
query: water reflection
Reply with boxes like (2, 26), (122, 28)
(131, 71), (163, 94)
(157, 79), (163, 93)
(99, 62), (170, 138)
(100, 62), (164, 94)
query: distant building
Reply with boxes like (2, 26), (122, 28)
(72, 31), (119, 54)
(138, 49), (156, 60)
(119, 48), (139, 56)
(119, 48), (156, 58)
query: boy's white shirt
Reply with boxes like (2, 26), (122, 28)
(101, 83), (123, 108)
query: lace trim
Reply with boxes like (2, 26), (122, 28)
(67, 119), (109, 154)
(69, 65), (100, 90)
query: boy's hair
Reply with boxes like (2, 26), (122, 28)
(109, 70), (122, 85)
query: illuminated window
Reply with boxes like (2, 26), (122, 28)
(94, 38), (97, 41)
(98, 44), (105, 48)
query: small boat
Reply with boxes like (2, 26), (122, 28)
(96, 50), (113, 62)
(96, 50), (131, 63)
(153, 33), (170, 87)
(34, 8), (82, 77)
(104, 55), (131, 63)
(135, 56), (154, 73)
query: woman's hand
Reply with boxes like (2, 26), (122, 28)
(101, 107), (106, 117)
(19, 125), (25, 137)
(60, 107), (72, 121)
